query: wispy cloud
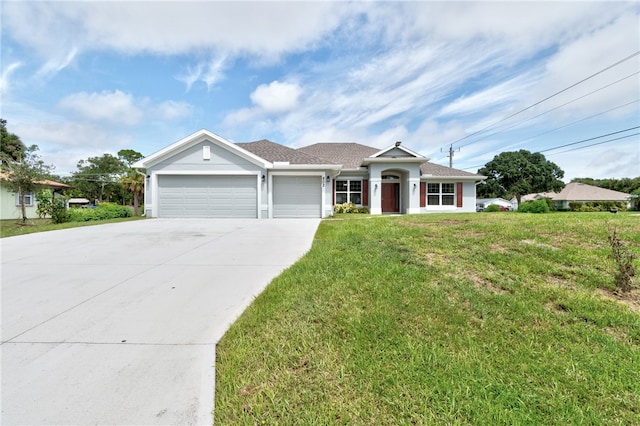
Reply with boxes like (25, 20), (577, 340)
(58, 90), (143, 126)
(0, 61), (22, 94)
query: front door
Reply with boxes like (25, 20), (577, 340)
(381, 182), (399, 213)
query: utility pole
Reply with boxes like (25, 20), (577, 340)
(442, 144), (460, 168)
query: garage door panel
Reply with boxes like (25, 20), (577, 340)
(158, 175), (257, 218)
(273, 176), (321, 218)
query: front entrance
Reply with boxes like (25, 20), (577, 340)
(381, 182), (399, 213)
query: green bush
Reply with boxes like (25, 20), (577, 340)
(51, 198), (70, 223)
(334, 202), (369, 214)
(518, 199), (550, 213)
(569, 201), (627, 212)
(67, 202), (132, 222)
(484, 204), (501, 212)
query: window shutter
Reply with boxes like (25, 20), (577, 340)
(456, 182), (463, 208)
(362, 179), (369, 206)
(420, 182), (426, 207)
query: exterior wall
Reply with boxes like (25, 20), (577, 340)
(145, 140), (266, 218)
(332, 171), (369, 210)
(420, 180), (477, 213)
(368, 163), (422, 215)
(0, 185), (38, 219)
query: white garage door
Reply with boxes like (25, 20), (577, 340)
(273, 176), (322, 218)
(158, 175), (257, 218)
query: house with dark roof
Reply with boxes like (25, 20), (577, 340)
(133, 129), (485, 218)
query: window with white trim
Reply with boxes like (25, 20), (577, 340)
(15, 191), (34, 207)
(335, 180), (362, 204)
(427, 183), (455, 206)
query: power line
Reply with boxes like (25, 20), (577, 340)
(460, 71), (640, 144)
(447, 50), (640, 148)
(546, 132), (639, 156)
(460, 127), (640, 171)
(539, 126), (640, 153)
(511, 99), (639, 145)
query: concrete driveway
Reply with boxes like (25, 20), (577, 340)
(1, 218), (320, 425)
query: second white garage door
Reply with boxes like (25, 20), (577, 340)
(158, 175), (257, 218)
(273, 176), (322, 218)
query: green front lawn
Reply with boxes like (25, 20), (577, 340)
(0, 216), (145, 238)
(215, 212), (640, 424)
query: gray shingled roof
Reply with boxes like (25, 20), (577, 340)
(420, 162), (483, 178)
(553, 182), (629, 201)
(297, 143), (380, 169)
(236, 140), (331, 165)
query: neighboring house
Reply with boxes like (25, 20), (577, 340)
(476, 198), (515, 211)
(68, 198), (92, 208)
(551, 182), (632, 210)
(521, 182), (632, 210)
(133, 129), (485, 219)
(0, 172), (69, 220)
(520, 191), (558, 203)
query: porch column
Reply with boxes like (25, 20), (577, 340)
(407, 176), (421, 214)
(370, 177), (382, 215)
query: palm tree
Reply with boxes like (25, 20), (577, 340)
(120, 172), (144, 216)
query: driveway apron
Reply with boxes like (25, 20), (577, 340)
(1, 218), (320, 425)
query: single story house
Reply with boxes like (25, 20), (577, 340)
(476, 198), (516, 211)
(0, 172), (69, 220)
(133, 129), (485, 219)
(521, 182), (632, 210)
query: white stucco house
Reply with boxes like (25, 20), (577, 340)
(133, 129), (485, 219)
(476, 198), (516, 211)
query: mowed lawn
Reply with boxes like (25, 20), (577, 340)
(215, 213), (640, 425)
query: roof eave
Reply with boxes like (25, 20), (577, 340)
(133, 129), (272, 169)
(270, 164), (342, 172)
(362, 157), (427, 165)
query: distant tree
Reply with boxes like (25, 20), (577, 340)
(0, 118), (26, 161)
(118, 148), (145, 216)
(71, 154), (126, 203)
(1, 144), (53, 223)
(118, 149), (144, 167)
(478, 150), (565, 203)
(572, 177), (640, 194)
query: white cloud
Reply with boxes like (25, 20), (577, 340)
(0, 61), (22, 94)
(250, 81), (302, 114)
(58, 90), (143, 126)
(2, 2), (350, 67)
(177, 55), (228, 91)
(154, 101), (193, 121)
(9, 120), (133, 174)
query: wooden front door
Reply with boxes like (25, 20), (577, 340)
(381, 182), (399, 213)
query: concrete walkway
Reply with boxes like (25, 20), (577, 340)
(1, 218), (320, 425)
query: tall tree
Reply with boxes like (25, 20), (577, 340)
(1, 144), (53, 223)
(118, 149), (145, 215)
(1, 118), (26, 162)
(71, 154), (126, 203)
(478, 150), (565, 203)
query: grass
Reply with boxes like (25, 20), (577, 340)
(0, 216), (146, 238)
(215, 212), (640, 425)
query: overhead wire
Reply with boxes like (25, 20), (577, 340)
(460, 126), (640, 171)
(445, 50), (640, 149)
(546, 132), (639, 156)
(458, 71), (639, 144)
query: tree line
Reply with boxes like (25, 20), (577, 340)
(476, 149), (640, 203)
(1, 119), (145, 222)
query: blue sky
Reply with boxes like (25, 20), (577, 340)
(1, 1), (639, 181)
